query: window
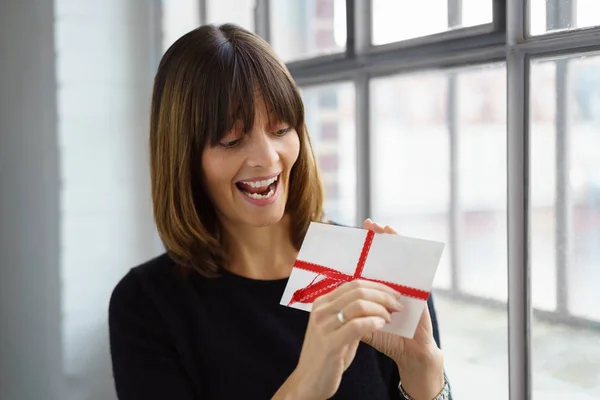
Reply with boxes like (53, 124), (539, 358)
(207, 0), (256, 32)
(302, 83), (357, 226)
(372, 0), (494, 45)
(456, 65), (507, 302)
(530, 61), (559, 312)
(530, 0), (600, 35)
(162, 1), (256, 54)
(249, 0), (600, 398)
(531, 54), (600, 398)
(371, 73), (452, 289)
(372, 65), (509, 398)
(269, 0), (346, 62)
(162, 0), (201, 51)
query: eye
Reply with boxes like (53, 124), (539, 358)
(219, 138), (243, 148)
(274, 127), (292, 136)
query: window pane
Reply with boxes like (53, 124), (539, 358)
(531, 61), (558, 311)
(162, 0), (201, 51)
(372, 0), (493, 45)
(457, 65), (508, 303)
(530, 0), (600, 35)
(207, 0), (256, 32)
(302, 83), (356, 226)
(270, 0), (346, 62)
(371, 66), (508, 399)
(371, 73), (451, 289)
(531, 54), (600, 399)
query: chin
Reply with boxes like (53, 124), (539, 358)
(242, 200), (287, 228)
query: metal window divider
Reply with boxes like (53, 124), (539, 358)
(507, 1), (530, 399)
(352, 0), (371, 225)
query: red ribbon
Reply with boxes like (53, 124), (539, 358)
(288, 230), (430, 306)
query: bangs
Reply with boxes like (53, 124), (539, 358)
(190, 28), (304, 148)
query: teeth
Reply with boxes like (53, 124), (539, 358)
(241, 175), (278, 189)
(244, 188), (275, 199)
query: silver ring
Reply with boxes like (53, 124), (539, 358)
(337, 310), (346, 324)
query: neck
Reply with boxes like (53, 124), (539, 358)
(222, 214), (298, 280)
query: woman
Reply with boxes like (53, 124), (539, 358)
(109, 23), (451, 400)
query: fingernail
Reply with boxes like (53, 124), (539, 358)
(375, 317), (386, 329)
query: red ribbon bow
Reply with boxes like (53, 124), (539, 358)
(288, 230), (430, 306)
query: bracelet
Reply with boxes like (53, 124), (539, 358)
(398, 375), (451, 400)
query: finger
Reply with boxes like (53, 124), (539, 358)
(318, 286), (403, 332)
(328, 286), (403, 316)
(371, 222), (386, 234)
(383, 225), (397, 234)
(417, 303), (434, 333)
(364, 218), (386, 234)
(333, 316), (387, 345)
(322, 298), (394, 332)
(323, 279), (403, 303)
(322, 299), (392, 332)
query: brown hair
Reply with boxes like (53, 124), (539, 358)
(149, 24), (324, 277)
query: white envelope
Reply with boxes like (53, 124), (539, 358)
(280, 222), (445, 339)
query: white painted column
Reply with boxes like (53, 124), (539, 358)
(54, 0), (162, 398)
(0, 0), (64, 399)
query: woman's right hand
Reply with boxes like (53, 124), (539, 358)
(273, 280), (404, 400)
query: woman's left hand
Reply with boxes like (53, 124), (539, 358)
(360, 219), (445, 400)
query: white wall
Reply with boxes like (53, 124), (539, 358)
(0, 0), (63, 399)
(1, 1), (163, 399)
(55, 0), (163, 398)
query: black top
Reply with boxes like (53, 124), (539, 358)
(108, 253), (442, 399)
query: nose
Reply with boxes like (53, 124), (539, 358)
(246, 130), (279, 168)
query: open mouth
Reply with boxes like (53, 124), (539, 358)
(235, 174), (280, 200)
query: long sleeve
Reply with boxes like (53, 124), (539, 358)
(427, 294), (441, 349)
(108, 271), (197, 400)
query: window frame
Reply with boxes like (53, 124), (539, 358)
(187, 1), (600, 398)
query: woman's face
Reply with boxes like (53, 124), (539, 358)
(201, 96), (300, 229)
